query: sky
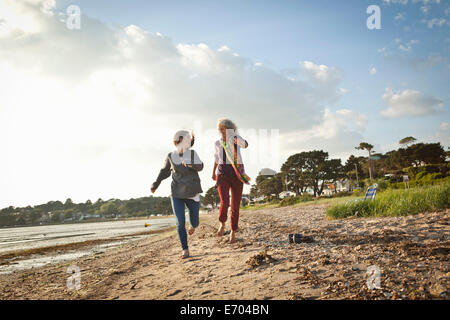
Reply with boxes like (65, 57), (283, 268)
(0, 0), (449, 209)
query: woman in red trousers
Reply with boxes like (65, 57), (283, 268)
(212, 118), (250, 244)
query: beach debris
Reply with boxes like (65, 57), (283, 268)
(130, 281), (138, 290)
(287, 292), (306, 300)
(200, 290), (212, 295)
(167, 289), (182, 297)
(295, 267), (322, 286)
(246, 250), (276, 268)
(288, 233), (314, 243)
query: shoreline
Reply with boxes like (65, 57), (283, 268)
(0, 214), (178, 230)
(0, 225), (178, 266)
(0, 204), (448, 300)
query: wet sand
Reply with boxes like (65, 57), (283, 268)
(0, 204), (448, 300)
(0, 217), (177, 275)
(0, 217), (176, 255)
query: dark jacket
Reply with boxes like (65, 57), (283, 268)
(151, 149), (203, 199)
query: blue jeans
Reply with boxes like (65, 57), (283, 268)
(170, 197), (200, 250)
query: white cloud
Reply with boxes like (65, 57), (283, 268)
(412, 0), (441, 4)
(394, 12), (406, 21)
(398, 39), (419, 51)
(420, 5), (430, 13)
(280, 108), (368, 161)
(380, 38), (420, 56)
(378, 37), (444, 70)
(421, 18), (449, 28)
(383, 0), (441, 5)
(300, 61), (341, 82)
(427, 123), (450, 149)
(383, 0), (409, 5)
(381, 87), (444, 118)
(409, 54), (443, 70)
(338, 87), (349, 94)
(0, 0), (356, 207)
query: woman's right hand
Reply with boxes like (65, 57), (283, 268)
(150, 186), (156, 193)
(212, 173), (217, 181)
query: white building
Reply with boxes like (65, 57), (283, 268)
(279, 191), (296, 199)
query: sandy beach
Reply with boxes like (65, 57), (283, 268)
(0, 203), (448, 300)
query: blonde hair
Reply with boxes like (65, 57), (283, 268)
(217, 118), (237, 132)
(173, 130), (195, 146)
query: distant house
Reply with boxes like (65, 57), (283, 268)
(38, 213), (50, 224)
(336, 179), (350, 192)
(80, 213), (101, 220)
(254, 196), (266, 202)
(259, 168), (277, 176)
(324, 179), (350, 195)
(278, 191), (296, 199)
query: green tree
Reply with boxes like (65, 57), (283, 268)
(399, 136), (417, 147)
(302, 150), (329, 196)
(280, 153), (309, 195)
(356, 142), (375, 180)
(258, 173), (283, 200)
(0, 212), (15, 227)
(97, 202), (118, 218)
(249, 185), (258, 198)
(252, 169), (278, 200)
(30, 210), (42, 225)
(408, 142), (446, 165)
(344, 155), (365, 182)
(50, 212), (62, 223)
(64, 198), (74, 209)
(202, 186), (220, 208)
(324, 159), (345, 193)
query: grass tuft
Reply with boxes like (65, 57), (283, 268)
(326, 181), (450, 219)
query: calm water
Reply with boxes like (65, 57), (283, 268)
(0, 217), (177, 274)
(0, 217), (176, 254)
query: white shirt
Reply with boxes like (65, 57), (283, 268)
(189, 194), (200, 202)
(214, 135), (248, 165)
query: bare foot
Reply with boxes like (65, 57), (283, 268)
(188, 226), (195, 235)
(181, 249), (189, 259)
(229, 230), (236, 244)
(217, 223), (225, 237)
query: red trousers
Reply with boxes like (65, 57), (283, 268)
(217, 174), (243, 231)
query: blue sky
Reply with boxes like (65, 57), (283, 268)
(0, 0), (448, 207)
(54, 0), (449, 150)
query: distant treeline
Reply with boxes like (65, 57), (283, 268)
(0, 196), (172, 228)
(249, 141), (449, 199)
